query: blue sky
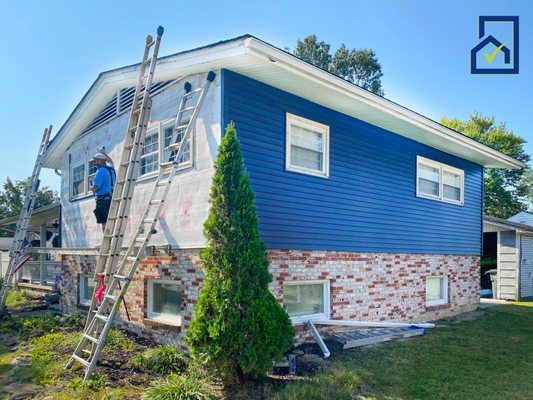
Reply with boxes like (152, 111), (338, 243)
(0, 0), (531, 192)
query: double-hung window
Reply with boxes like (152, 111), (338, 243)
(283, 280), (330, 323)
(426, 276), (448, 307)
(417, 156), (464, 205)
(286, 113), (329, 178)
(138, 121), (193, 177)
(147, 280), (181, 325)
(71, 164), (85, 197)
(139, 129), (159, 176)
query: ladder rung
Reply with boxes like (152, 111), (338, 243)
(135, 237), (148, 243)
(105, 294), (118, 302)
(71, 355), (90, 367)
(180, 106), (195, 113)
(82, 349), (92, 356)
(126, 256), (138, 262)
(167, 142), (184, 149)
(95, 314), (109, 322)
(149, 200), (163, 205)
(113, 274), (129, 281)
(83, 334), (100, 344)
(184, 88), (202, 97)
(142, 218), (155, 224)
(156, 181), (169, 187)
(132, 108), (141, 115)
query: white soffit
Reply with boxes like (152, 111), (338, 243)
(44, 36), (523, 170)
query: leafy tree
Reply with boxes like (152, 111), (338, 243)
(0, 177), (58, 237)
(186, 123), (294, 385)
(293, 35), (384, 95)
(441, 113), (531, 218)
(293, 34), (331, 71)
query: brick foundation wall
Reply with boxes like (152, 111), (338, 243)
(60, 249), (479, 346)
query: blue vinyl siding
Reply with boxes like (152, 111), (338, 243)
(222, 69), (483, 255)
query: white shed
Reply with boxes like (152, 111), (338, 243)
(483, 215), (533, 300)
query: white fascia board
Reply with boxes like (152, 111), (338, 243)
(244, 38), (524, 170)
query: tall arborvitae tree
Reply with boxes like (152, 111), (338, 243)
(186, 123), (294, 385)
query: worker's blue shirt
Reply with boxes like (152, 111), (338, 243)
(93, 162), (115, 197)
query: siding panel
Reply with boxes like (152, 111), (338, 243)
(223, 69), (483, 254)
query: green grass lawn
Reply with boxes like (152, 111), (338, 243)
(272, 302), (533, 400)
(1, 299), (532, 399)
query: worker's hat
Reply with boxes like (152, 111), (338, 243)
(93, 153), (106, 160)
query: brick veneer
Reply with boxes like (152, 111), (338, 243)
(60, 249), (479, 346)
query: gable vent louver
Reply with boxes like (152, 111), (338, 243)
(82, 80), (174, 134)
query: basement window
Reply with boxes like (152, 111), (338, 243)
(283, 280), (330, 323)
(147, 280), (181, 325)
(79, 274), (95, 305)
(286, 113), (329, 178)
(426, 276), (448, 307)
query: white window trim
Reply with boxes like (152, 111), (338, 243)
(285, 113), (330, 178)
(416, 156), (464, 205)
(283, 280), (330, 324)
(70, 162), (86, 200)
(426, 276), (449, 307)
(79, 274), (94, 305)
(147, 279), (182, 325)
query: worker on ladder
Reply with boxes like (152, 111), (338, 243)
(90, 149), (116, 231)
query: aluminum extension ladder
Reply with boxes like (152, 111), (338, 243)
(67, 72), (215, 380)
(82, 26), (165, 331)
(0, 126), (52, 313)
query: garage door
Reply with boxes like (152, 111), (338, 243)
(520, 236), (533, 298)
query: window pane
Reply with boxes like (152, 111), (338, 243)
(152, 282), (180, 317)
(143, 132), (159, 154)
(443, 185), (461, 201)
(140, 154), (158, 175)
(443, 170), (461, 201)
(289, 123), (324, 172)
(164, 125), (190, 163)
(81, 275), (95, 303)
(418, 164), (440, 196)
(284, 283), (324, 317)
(443, 170), (461, 187)
(291, 145), (323, 171)
(426, 277), (443, 301)
(72, 165), (85, 196)
(291, 125), (323, 152)
(87, 160), (97, 190)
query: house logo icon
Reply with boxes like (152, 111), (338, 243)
(471, 16), (519, 74)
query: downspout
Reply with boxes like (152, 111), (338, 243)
(307, 320), (330, 358)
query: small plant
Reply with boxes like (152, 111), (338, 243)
(131, 345), (189, 375)
(104, 328), (134, 351)
(142, 373), (216, 400)
(68, 372), (108, 391)
(5, 286), (32, 308)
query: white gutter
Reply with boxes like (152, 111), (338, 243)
(245, 38), (524, 170)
